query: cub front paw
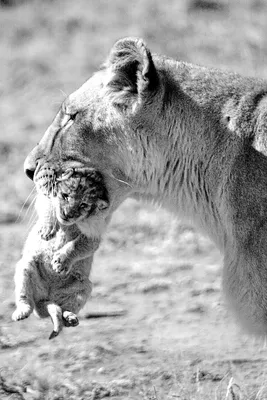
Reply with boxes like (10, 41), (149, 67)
(12, 304), (32, 321)
(51, 252), (71, 275)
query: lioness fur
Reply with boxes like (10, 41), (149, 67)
(24, 37), (267, 334)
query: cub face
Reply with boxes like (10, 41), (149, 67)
(53, 190), (109, 226)
(53, 170), (109, 226)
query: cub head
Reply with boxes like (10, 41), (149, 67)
(52, 169), (109, 225)
(24, 37), (165, 214)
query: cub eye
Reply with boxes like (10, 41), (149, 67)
(60, 193), (69, 201)
(80, 202), (89, 209)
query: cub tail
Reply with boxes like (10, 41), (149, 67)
(46, 303), (63, 340)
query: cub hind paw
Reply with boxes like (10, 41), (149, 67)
(12, 304), (32, 321)
(62, 311), (79, 327)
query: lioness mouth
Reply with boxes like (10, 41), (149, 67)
(34, 165), (57, 197)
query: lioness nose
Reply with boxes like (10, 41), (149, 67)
(24, 155), (36, 180)
(24, 153), (36, 180)
(25, 167), (35, 181)
(24, 148), (39, 181)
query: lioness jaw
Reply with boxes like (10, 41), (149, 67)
(25, 37), (267, 334)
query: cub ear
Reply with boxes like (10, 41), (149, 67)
(105, 37), (158, 109)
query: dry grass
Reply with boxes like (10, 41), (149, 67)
(1, 0), (267, 398)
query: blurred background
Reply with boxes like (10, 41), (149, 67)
(1, 1), (267, 399)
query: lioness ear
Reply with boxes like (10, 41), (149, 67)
(105, 37), (158, 109)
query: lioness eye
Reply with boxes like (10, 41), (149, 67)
(60, 105), (78, 128)
(69, 112), (78, 121)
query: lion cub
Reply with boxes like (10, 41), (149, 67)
(12, 169), (109, 339)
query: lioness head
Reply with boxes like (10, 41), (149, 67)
(25, 37), (166, 214)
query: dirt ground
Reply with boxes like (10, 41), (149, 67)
(1, 1), (267, 399)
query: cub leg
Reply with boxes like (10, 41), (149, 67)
(61, 279), (92, 327)
(12, 259), (34, 321)
(45, 303), (64, 340)
(52, 235), (99, 276)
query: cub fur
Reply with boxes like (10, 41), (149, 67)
(13, 169), (109, 339)
(24, 37), (267, 334)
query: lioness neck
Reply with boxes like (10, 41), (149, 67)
(127, 68), (242, 250)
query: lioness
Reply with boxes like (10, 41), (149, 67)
(13, 168), (109, 339)
(24, 37), (267, 334)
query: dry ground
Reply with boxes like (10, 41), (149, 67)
(1, 0), (267, 399)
